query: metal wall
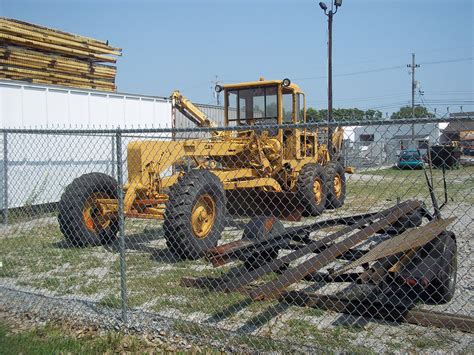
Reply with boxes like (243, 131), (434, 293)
(0, 80), (172, 128)
(173, 103), (225, 139)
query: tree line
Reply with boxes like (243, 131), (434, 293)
(305, 105), (434, 121)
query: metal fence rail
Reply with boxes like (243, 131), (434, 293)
(0, 117), (473, 352)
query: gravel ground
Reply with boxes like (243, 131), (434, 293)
(1, 282), (472, 353)
(0, 286), (323, 353)
(1, 169), (473, 352)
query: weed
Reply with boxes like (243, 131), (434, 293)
(98, 294), (122, 309)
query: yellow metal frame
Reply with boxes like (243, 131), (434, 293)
(95, 78), (347, 221)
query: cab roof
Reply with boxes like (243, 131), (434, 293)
(222, 79), (303, 93)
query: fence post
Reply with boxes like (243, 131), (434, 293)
(111, 135), (115, 178)
(2, 131), (8, 225)
(115, 130), (128, 324)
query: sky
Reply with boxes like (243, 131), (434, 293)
(1, 0), (473, 116)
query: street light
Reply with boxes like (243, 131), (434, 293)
(319, 0), (342, 157)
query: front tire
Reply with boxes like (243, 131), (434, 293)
(297, 164), (328, 216)
(164, 170), (226, 259)
(325, 162), (346, 209)
(58, 172), (119, 246)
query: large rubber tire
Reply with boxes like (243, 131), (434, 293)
(297, 164), (328, 217)
(325, 162), (346, 209)
(164, 170), (226, 260)
(58, 172), (119, 246)
(424, 233), (457, 304)
(241, 216), (286, 270)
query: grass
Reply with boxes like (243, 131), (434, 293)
(0, 320), (153, 353)
(283, 319), (372, 354)
(0, 165), (472, 352)
(346, 165), (474, 206)
(173, 319), (294, 352)
(0, 224), (117, 295)
(408, 334), (451, 350)
(98, 294), (123, 309)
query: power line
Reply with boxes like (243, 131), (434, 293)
(430, 90), (474, 94)
(419, 57), (474, 66)
(418, 91), (440, 117)
(293, 65), (405, 81)
(247, 45), (474, 80)
(279, 57), (474, 82)
(423, 99), (474, 103)
(306, 93), (409, 106)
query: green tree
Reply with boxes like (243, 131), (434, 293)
(305, 107), (382, 122)
(365, 109), (383, 119)
(391, 106), (435, 119)
(306, 107), (323, 122)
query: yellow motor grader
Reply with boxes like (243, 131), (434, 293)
(58, 78), (349, 259)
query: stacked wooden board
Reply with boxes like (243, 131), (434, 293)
(0, 17), (121, 91)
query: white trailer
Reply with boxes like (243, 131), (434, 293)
(0, 80), (173, 129)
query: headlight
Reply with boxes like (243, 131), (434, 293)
(282, 78), (291, 87)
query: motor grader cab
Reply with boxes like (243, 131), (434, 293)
(58, 78), (348, 259)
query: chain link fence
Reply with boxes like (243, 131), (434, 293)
(0, 118), (473, 352)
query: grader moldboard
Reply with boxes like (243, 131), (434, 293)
(58, 78), (350, 259)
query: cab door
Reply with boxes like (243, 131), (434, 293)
(282, 88), (301, 160)
(298, 93), (317, 158)
(283, 91), (316, 160)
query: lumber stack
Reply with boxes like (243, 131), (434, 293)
(0, 17), (121, 91)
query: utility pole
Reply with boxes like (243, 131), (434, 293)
(319, 0), (342, 157)
(407, 53), (420, 147)
(407, 53), (420, 117)
(327, 5), (333, 153)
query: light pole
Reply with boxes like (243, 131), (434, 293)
(319, 0), (342, 157)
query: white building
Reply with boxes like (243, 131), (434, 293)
(349, 122), (440, 168)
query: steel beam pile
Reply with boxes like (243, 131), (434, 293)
(0, 18), (121, 91)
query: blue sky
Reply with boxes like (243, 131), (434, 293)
(1, 0), (473, 115)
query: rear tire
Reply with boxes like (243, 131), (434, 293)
(164, 170), (226, 260)
(58, 172), (119, 246)
(325, 162), (346, 209)
(424, 233), (457, 304)
(297, 164), (328, 217)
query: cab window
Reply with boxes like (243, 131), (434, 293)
(297, 93), (305, 122)
(282, 91), (293, 123)
(226, 86), (279, 125)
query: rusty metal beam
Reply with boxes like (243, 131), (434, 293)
(281, 290), (474, 333)
(207, 212), (380, 267)
(124, 212), (164, 220)
(248, 200), (421, 300)
(206, 239), (255, 266)
(331, 217), (456, 277)
(220, 201), (420, 293)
